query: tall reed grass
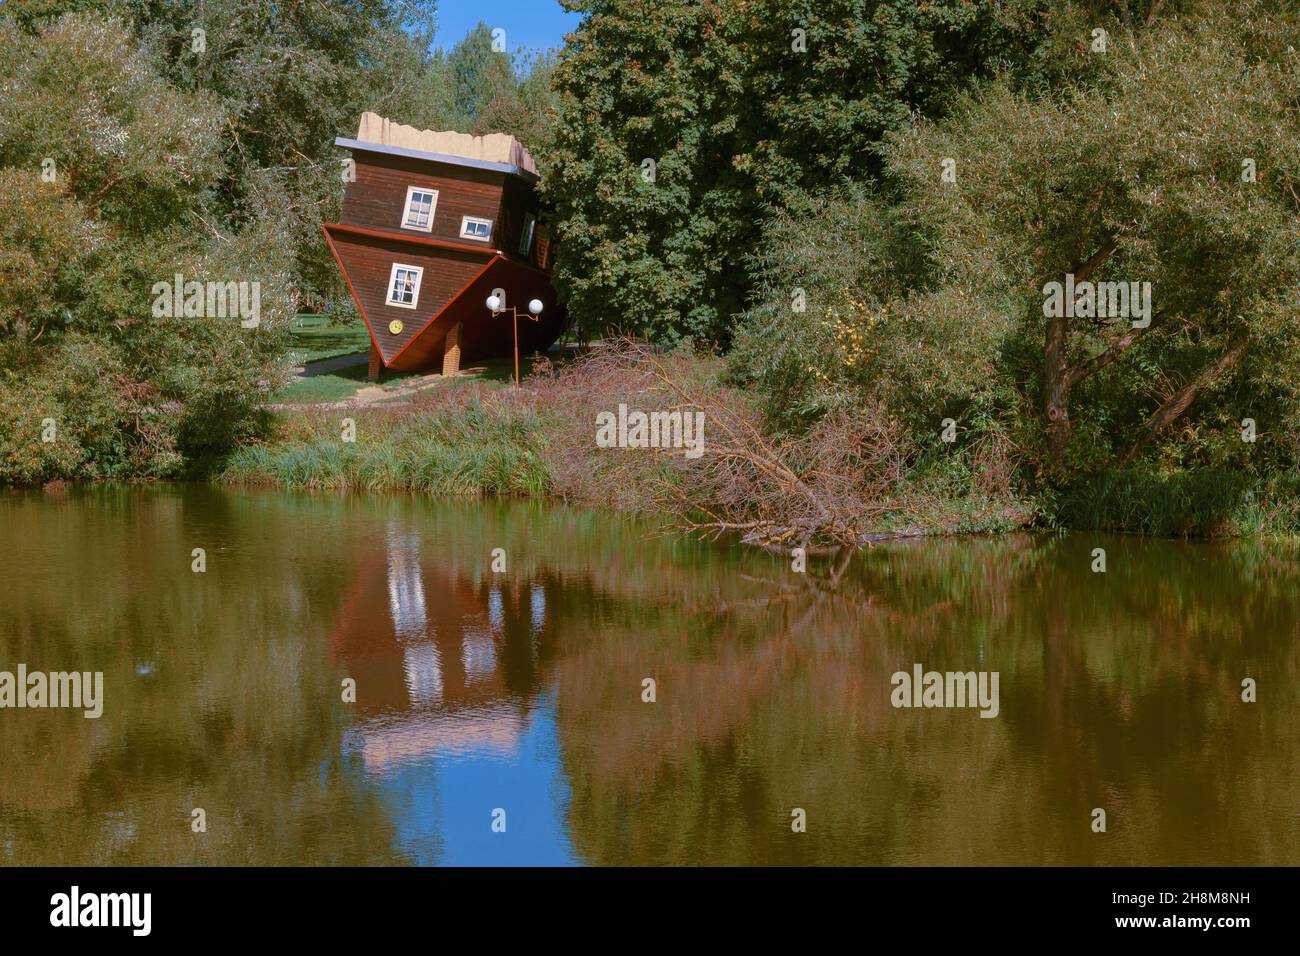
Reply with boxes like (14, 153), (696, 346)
(1056, 469), (1300, 538)
(222, 397), (552, 497)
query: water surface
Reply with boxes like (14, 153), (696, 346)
(2, 485), (1296, 865)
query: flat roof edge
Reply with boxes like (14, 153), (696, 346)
(335, 137), (540, 183)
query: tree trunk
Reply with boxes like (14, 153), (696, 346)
(1122, 341), (1248, 464)
(1041, 239), (1120, 473)
(1044, 311), (1070, 471)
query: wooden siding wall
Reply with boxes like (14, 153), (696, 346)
(385, 258), (566, 373)
(342, 153), (508, 247)
(327, 148), (562, 374)
(496, 175), (543, 267)
(328, 230), (491, 363)
(453, 259), (564, 366)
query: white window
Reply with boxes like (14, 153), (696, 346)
(459, 216), (493, 241)
(518, 213), (536, 256)
(402, 186), (438, 232)
(386, 263), (423, 309)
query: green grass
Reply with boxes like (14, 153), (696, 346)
(459, 353), (552, 386)
(271, 353), (531, 405)
(279, 313), (402, 403)
(286, 314), (371, 364)
(276, 363), (418, 404)
(278, 315), (574, 404)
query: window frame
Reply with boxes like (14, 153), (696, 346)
(459, 215), (494, 242)
(385, 262), (424, 310)
(518, 213), (536, 256)
(401, 186), (438, 233)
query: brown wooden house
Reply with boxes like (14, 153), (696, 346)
(323, 113), (566, 379)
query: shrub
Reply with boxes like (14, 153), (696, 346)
(0, 334), (181, 484)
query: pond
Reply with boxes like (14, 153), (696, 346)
(1, 485), (1296, 865)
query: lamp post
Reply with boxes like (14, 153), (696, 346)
(486, 295), (544, 387)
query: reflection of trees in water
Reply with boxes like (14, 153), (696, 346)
(0, 486), (405, 865)
(552, 534), (1300, 865)
(1013, 535), (1300, 864)
(0, 487), (694, 866)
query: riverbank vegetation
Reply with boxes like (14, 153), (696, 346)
(4, 1), (1299, 544)
(223, 336), (1299, 545)
(223, 341), (1037, 547)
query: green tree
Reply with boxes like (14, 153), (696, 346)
(475, 48), (561, 163)
(0, 13), (225, 334)
(546, 0), (1064, 344)
(0, 170), (96, 345)
(395, 24), (558, 162)
(0, 13), (293, 481)
(5, 0), (441, 297)
(886, 2), (1300, 476)
(445, 22), (517, 127)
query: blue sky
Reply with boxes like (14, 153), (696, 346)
(433, 0), (583, 54)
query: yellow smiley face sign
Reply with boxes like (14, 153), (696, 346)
(388, 320), (404, 336)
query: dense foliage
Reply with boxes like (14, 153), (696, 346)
(545, 0), (1080, 344)
(0, 14), (292, 480)
(729, 0), (1300, 522)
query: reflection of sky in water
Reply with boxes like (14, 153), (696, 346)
(530, 584), (545, 639)
(343, 691), (575, 866)
(8, 485), (1300, 867)
(488, 587), (504, 630)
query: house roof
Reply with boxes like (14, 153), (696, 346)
(337, 112), (540, 182)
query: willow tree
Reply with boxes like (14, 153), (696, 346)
(887, 2), (1300, 475)
(0, 13), (294, 479)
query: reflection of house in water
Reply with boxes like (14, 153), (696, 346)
(330, 526), (575, 865)
(329, 525), (556, 775)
